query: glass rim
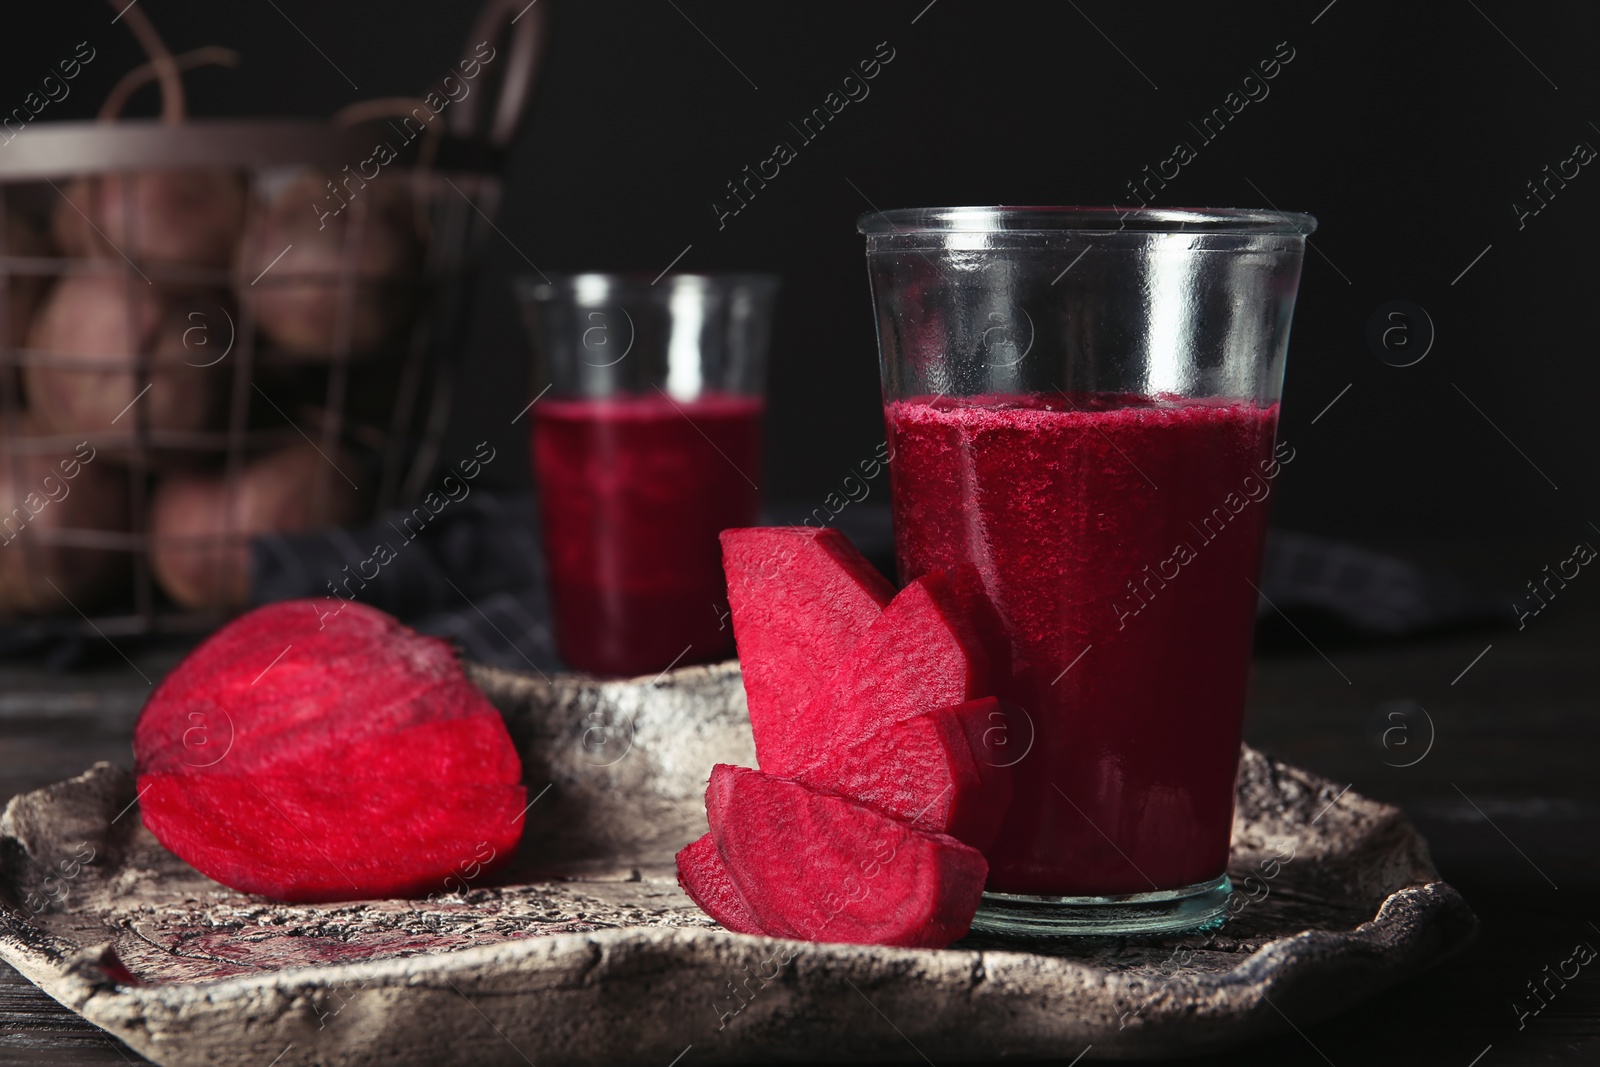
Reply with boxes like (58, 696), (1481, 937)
(857, 205), (1317, 236)
(514, 271), (780, 299)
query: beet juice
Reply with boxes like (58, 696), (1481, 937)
(886, 393), (1281, 897)
(861, 205), (1311, 933)
(533, 393), (762, 676)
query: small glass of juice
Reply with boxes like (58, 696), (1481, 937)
(515, 273), (777, 677)
(859, 206), (1313, 936)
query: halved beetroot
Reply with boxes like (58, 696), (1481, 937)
(139, 769), (519, 901)
(762, 571), (989, 776)
(707, 765), (986, 948)
(133, 600), (526, 902)
(720, 527), (894, 766)
(675, 832), (763, 936)
(791, 697), (1012, 852)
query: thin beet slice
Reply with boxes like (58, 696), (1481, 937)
(935, 699), (1014, 851)
(675, 832), (764, 935)
(720, 527), (894, 766)
(762, 572), (990, 776)
(934, 697), (1014, 850)
(790, 697), (1011, 852)
(134, 600), (526, 902)
(707, 765), (986, 948)
(943, 563), (1014, 687)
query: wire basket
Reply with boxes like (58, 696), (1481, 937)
(0, 0), (545, 639)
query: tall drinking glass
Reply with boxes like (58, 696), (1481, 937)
(860, 206), (1312, 935)
(516, 273), (777, 677)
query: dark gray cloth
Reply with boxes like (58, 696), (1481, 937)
(1258, 529), (1496, 635)
(253, 493), (560, 674)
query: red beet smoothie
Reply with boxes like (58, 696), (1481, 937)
(533, 393), (762, 676)
(885, 394), (1282, 896)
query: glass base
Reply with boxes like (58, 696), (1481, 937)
(969, 875), (1232, 939)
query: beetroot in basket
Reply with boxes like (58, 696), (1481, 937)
(150, 442), (370, 611)
(0, 0), (544, 625)
(53, 169), (246, 270)
(23, 270), (226, 447)
(0, 418), (128, 615)
(239, 172), (422, 359)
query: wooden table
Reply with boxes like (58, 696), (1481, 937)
(3, 592), (1596, 1065)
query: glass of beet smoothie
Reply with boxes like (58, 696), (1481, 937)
(859, 206), (1313, 936)
(516, 273), (777, 677)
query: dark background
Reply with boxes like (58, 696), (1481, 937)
(2, 4), (1598, 1066)
(5, 0), (1596, 565)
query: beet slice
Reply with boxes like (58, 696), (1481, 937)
(720, 527), (894, 766)
(761, 571), (990, 776)
(943, 562), (1015, 687)
(683, 532), (999, 943)
(937, 698), (1015, 851)
(936, 697), (1015, 849)
(676, 698), (1012, 933)
(134, 600), (526, 902)
(675, 832), (764, 935)
(790, 697), (1011, 852)
(676, 697), (1011, 936)
(707, 765), (986, 948)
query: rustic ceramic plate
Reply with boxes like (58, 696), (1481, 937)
(0, 661), (1476, 1066)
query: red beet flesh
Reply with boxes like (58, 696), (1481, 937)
(761, 571), (990, 776)
(720, 527), (894, 767)
(683, 528), (1003, 945)
(134, 600), (526, 902)
(707, 765), (987, 948)
(680, 693), (1011, 942)
(675, 832), (763, 935)
(791, 697), (1012, 852)
(676, 698), (1010, 940)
